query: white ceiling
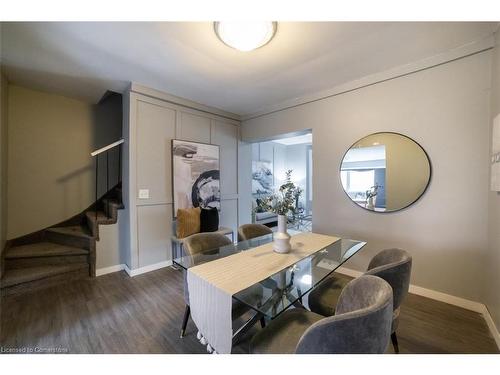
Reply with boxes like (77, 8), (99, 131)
(1, 22), (497, 116)
(344, 145), (386, 162)
(273, 133), (312, 146)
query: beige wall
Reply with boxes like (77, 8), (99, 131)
(487, 32), (500, 331)
(385, 136), (430, 211)
(242, 51), (491, 303)
(7, 86), (121, 239)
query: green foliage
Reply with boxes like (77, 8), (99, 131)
(257, 170), (302, 216)
(365, 184), (381, 199)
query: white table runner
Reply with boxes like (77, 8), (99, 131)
(187, 232), (339, 353)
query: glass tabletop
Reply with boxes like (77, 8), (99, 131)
(173, 231), (366, 319)
(173, 230), (300, 270)
(233, 238), (365, 318)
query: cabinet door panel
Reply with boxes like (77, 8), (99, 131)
(213, 120), (238, 196)
(137, 204), (173, 267)
(136, 100), (176, 205)
(178, 111), (211, 143)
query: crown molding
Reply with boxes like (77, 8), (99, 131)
(242, 35), (495, 122)
(129, 82), (241, 122)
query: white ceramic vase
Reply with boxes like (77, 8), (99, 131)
(273, 214), (291, 254)
(366, 196), (376, 210)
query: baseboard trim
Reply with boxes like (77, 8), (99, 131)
(408, 284), (484, 313)
(124, 260), (172, 277)
(336, 266), (500, 349)
(336, 266), (363, 279)
(96, 260), (173, 277)
(96, 264), (125, 276)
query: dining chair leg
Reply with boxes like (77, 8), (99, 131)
(391, 332), (399, 353)
(260, 316), (266, 328)
(180, 305), (191, 338)
(232, 312), (263, 346)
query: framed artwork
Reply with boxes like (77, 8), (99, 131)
(172, 139), (220, 214)
(252, 160), (273, 195)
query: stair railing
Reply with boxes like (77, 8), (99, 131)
(91, 139), (124, 220)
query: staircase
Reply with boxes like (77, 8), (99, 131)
(1, 137), (125, 296)
(0, 187), (123, 296)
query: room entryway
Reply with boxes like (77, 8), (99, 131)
(249, 131), (312, 232)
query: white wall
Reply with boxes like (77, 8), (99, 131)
(284, 143), (311, 210)
(242, 51), (491, 303)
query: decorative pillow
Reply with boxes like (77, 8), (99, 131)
(176, 207), (201, 239)
(200, 207), (219, 232)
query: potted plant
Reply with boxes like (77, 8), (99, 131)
(365, 184), (381, 210)
(260, 170), (302, 253)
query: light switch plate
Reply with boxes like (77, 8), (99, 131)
(138, 189), (150, 199)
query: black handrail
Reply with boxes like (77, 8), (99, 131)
(91, 139), (123, 220)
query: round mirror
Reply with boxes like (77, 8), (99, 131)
(340, 132), (431, 212)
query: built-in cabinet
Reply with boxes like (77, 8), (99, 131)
(121, 85), (240, 272)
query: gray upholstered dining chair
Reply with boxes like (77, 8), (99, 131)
(237, 223), (273, 242)
(250, 275), (393, 354)
(180, 232), (264, 338)
(308, 248), (412, 353)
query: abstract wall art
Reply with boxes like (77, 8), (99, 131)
(172, 139), (220, 214)
(252, 160), (273, 195)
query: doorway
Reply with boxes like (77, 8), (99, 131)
(249, 131), (312, 231)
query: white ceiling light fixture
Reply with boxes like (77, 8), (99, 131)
(214, 21), (277, 52)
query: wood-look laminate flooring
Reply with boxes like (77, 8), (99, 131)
(0, 268), (498, 354)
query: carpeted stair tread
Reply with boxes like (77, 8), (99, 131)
(46, 225), (92, 238)
(5, 242), (89, 259)
(1, 264), (88, 288)
(85, 211), (115, 223)
(103, 198), (124, 207)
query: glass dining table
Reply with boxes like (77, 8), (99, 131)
(173, 230), (366, 343)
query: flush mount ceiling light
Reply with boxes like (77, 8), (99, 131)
(214, 21), (277, 52)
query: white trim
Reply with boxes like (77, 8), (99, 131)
(337, 266), (484, 311)
(336, 266), (500, 349)
(91, 139), (124, 157)
(124, 260), (173, 277)
(96, 260), (173, 277)
(96, 264), (125, 276)
(409, 284), (484, 313)
(242, 35), (494, 120)
(336, 266), (363, 279)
